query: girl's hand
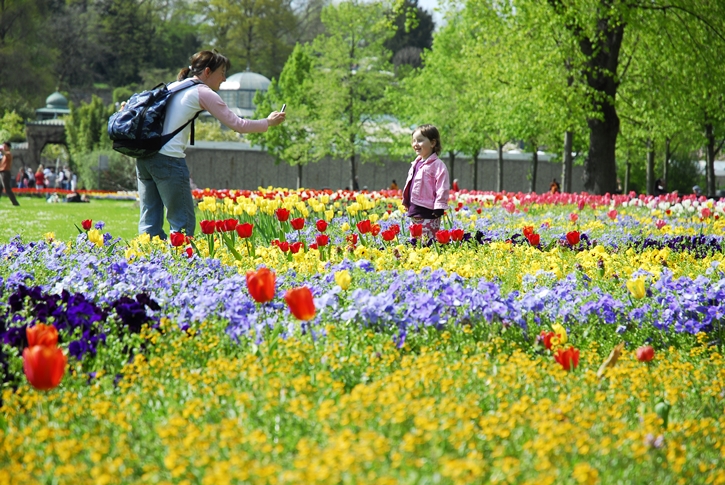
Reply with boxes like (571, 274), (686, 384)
(267, 111), (287, 126)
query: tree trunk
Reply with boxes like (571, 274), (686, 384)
(624, 158), (630, 194)
(557, 1), (625, 195)
(562, 130), (573, 193)
(448, 151), (455, 186)
(350, 153), (357, 190)
(472, 149), (479, 191)
(705, 122), (717, 197)
(297, 163), (303, 190)
(663, 137), (671, 189)
(529, 142), (538, 193)
(646, 138), (655, 195)
(497, 142), (504, 192)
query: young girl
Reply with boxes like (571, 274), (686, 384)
(135, 50), (286, 239)
(402, 124), (450, 240)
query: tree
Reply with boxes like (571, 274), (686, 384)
(249, 43), (318, 188)
(201, 0), (298, 80)
(0, 0), (56, 113)
(307, 0), (397, 189)
(386, 0), (435, 71)
(65, 95), (113, 159)
(541, 0), (725, 194)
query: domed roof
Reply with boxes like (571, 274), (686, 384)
(46, 91), (68, 109)
(219, 71), (271, 91)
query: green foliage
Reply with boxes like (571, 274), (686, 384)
(73, 149), (137, 191)
(194, 119), (243, 142)
(112, 87), (135, 105)
(307, 0), (398, 187)
(249, 43), (317, 172)
(0, 111), (26, 142)
(200, 0), (298, 80)
(65, 96), (114, 160)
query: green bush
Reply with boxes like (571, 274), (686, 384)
(74, 149), (137, 191)
(0, 110), (26, 142)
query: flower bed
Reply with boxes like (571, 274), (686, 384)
(1, 189), (724, 484)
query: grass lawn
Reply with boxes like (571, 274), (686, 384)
(0, 194), (160, 243)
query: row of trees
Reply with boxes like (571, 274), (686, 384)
(251, 0), (725, 195)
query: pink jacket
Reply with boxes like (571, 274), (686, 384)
(403, 153), (450, 211)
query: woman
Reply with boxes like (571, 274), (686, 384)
(35, 164), (45, 189)
(135, 50), (286, 239)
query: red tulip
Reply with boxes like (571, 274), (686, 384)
(381, 229), (396, 241)
(607, 209), (618, 220)
(199, 220), (216, 235)
(371, 224), (381, 236)
(185, 247), (194, 258)
(522, 226), (534, 238)
(566, 231), (580, 246)
(23, 345), (66, 390)
(540, 331), (555, 350)
(357, 220), (371, 234)
(290, 217), (305, 230)
(636, 345), (655, 362)
(81, 219), (93, 231)
(569, 212), (579, 222)
(285, 287), (316, 321)
(527, 233), (540, 246)
(277, 241), (290, 252)
(435, 230), (451, 244)
(409, 223), (423, 238)
(309, 243), (318, 250)
(390, 224), (400, 235)
(316, 220), (328, 232)
(554, 346), (580, 371)
(315, 234), (329, 247)
(451, 228), (464, 242)
(236, 223), (253, 238)
(290, 241), (303, 253)
(222, 218), (238, 232)
(346, 233), (358, 246)
(26, 324), (58, 347)
(169, 232), (186, 247)
(246, 268), (276, 303)
(275, 208), (291, 222)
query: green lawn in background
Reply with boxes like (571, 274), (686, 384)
(0, 195), (155, 243)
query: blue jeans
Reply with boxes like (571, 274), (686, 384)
(136, 154), (196, 239)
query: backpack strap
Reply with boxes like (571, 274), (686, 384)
(162, 79), (204, 146)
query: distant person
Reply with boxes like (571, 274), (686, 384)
(353, 176), (360, 191)
(654, 178), (666, 196)
(62, 166), (71, 190)
(70, 172), (77, 191)
(550, 178), (560, 194)
(389, 179), (398, 190)
(0, 141), (20, 206)
(133, 50), (285, 239)
(55, 167), (64, 189)
(452, 179), (460, 191)
(402, 124), (450, 241)
(35, 164), (45, 189)
(26, 167), (35, 188)
(44, 166), (56, 190)
(693, 185), (702, 197)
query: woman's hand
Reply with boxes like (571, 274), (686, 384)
(267, 111), (286, 126)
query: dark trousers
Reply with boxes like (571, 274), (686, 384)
(0, 171), (20, 205)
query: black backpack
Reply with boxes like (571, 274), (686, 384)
(107, 79), (202, 159)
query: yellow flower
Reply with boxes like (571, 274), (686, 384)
(88, 229), (104, 247)
(626, 277), (646, 299)
(341, 222), (350, 232)
(550, 323), (568, 346)
(334, 270), (352, 290)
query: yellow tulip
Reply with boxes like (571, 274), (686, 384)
(334, 270), (352, 290)
(626, 278), (646, 299)
(550, 322), (568, 346)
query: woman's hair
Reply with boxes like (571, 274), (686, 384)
(177, 50), (231, 81)
(413, 124), (442, 154)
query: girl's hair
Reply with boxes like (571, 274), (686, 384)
(413, 124), (442, 154)
(177, 50), (231, 81)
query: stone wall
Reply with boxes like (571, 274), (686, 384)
(186, 142), (585, 193)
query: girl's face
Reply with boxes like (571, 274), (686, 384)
(411, 130), (435, 159)
(202, 65), (227, 91)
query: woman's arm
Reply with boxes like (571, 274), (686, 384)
(198, 85), (269, 133)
